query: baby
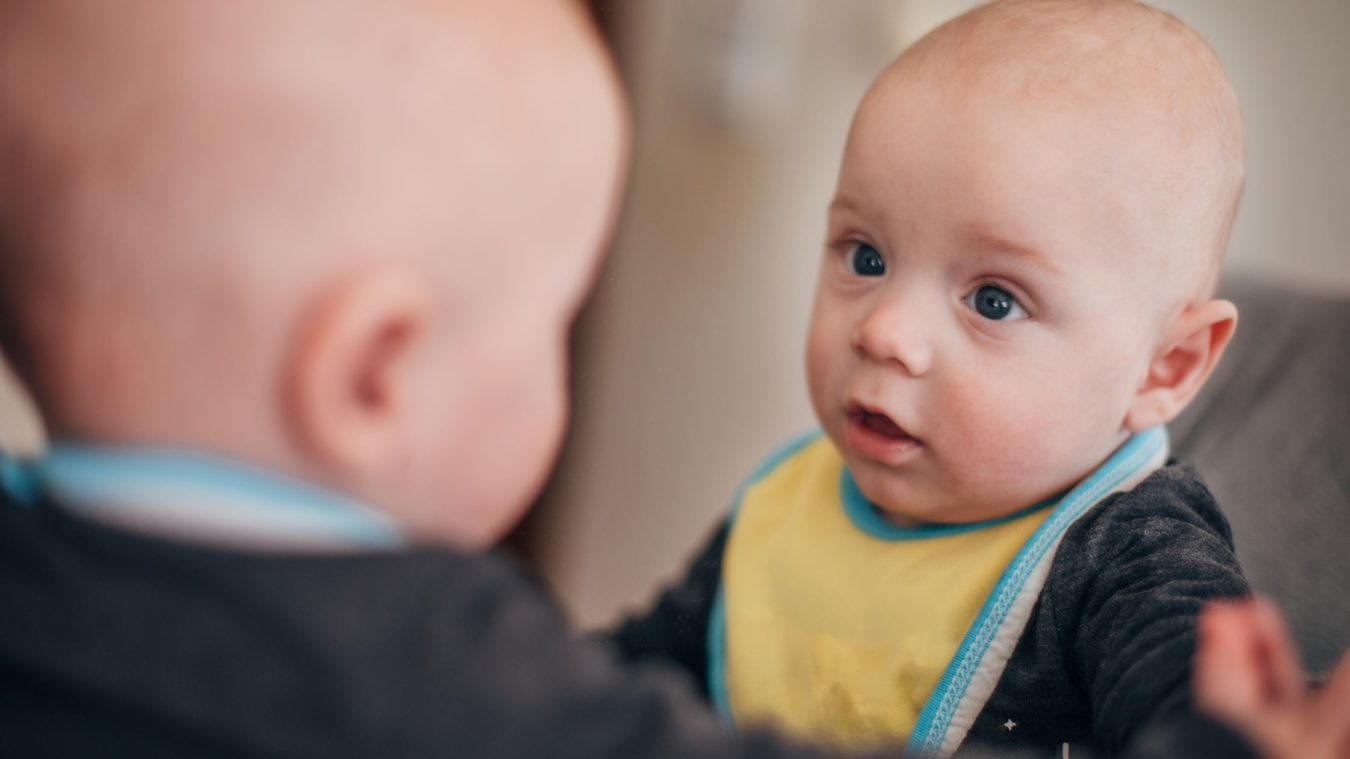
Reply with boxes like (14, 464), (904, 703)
(613, 1), (1253, 756)
(0, 1), (1341, 758)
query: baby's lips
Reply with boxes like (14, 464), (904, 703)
(846, 401), (920, 443)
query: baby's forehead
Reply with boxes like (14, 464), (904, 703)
(892, 0), (1238, 144)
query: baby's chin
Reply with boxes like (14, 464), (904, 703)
(851, 466), (1050, 528)
(873, 497), (1033, 528)
(872, 498), (1009, 528)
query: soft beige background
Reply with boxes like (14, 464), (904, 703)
(2, 1), (1347, 628)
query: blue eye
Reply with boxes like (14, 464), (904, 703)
(846, 243), (886, 277)
(965, 284), (1028, 321)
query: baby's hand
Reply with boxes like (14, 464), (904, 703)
(1194, 597), (1350, 759)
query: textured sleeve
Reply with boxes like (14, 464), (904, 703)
(1117, 714), (1263, 759)
(1046, 465), (1251, 755)
(948, 716), (1260, 759)
(604, 520), (730, 697)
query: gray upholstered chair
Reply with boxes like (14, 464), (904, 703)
(1172, 277), (1350, 676)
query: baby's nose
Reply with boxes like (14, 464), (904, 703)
(852, 298), (934, 377)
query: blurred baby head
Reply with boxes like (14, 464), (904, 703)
(0, 0), (628, 547)
(807, 0), (1243, 524)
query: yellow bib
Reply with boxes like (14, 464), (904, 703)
(721, 436), (1053, 750)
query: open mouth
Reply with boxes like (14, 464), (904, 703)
(844, 402), (922, 463)
(854, 407), (907, 438)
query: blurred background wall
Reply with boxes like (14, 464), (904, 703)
(0, 359), (42, 456)
(1, 0), (1347, 628)
(531, 0), (1350, 627)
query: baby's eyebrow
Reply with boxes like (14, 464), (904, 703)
(827, 194), (864, 217)
(965, 229), (1064, 278)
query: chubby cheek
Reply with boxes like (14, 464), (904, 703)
(512, 349), (569, 502)
(474, 341), (568, 538)
(410, 332), (568, 547)
(934, 352), (1134, 505)
(937, 373), (1064, 488)
(804, 309), (850, 436)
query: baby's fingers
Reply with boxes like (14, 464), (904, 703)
(1194, 601), (1264, 717)
(1251, 596), (1306, 704)
(1312, 653), (1350, 757)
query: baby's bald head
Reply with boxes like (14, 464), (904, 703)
(812, 1), (1245, 520)
(0, 0), (624, 447)
(888, 0), (1244, 303)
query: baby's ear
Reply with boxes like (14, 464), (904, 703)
(1125, 299), (1237, 431)
(284, 266), (432, 477)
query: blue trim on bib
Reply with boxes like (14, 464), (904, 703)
(708, 588), (734, 724)
(0, 443), (405, 551)
(707, 428), (822, 725)
(905, 427), (1168, 756)
(840, 469), (1060, 541)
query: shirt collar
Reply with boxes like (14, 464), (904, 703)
(0, 443), (406, 553)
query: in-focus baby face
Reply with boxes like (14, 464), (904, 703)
(807, 76), (1176, 525)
